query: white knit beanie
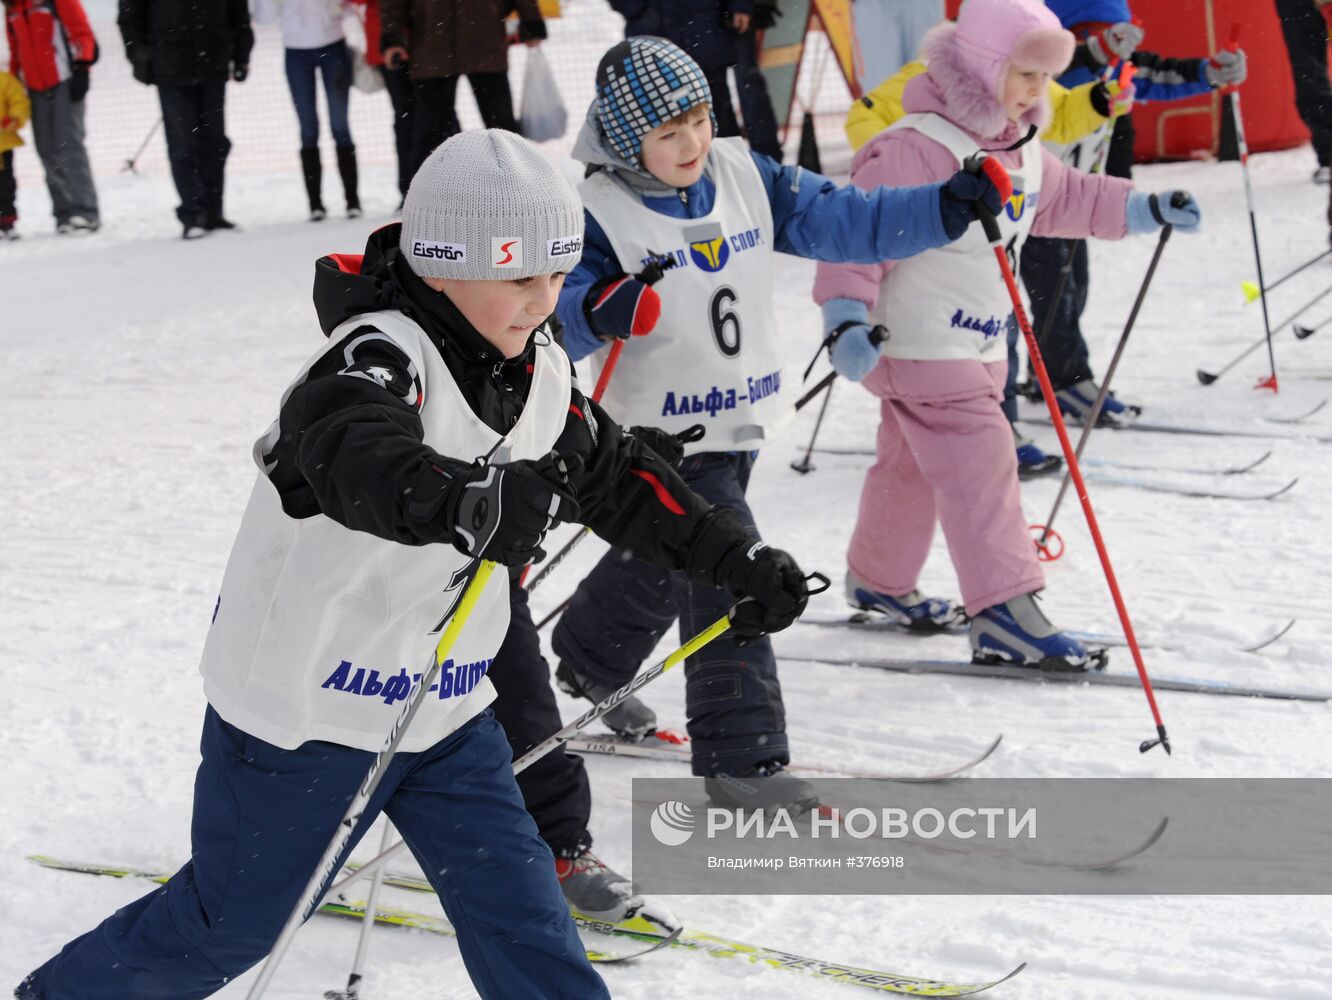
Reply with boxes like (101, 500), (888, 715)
(399, 129), (585, 281)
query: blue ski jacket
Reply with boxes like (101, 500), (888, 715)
(558, 110), (951, 362)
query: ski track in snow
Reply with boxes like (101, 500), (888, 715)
(5, 93), (1332, 999)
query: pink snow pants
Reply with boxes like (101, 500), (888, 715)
(847, 357), (1045, 616)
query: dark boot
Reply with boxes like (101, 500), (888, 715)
(336, 143), (361, 218)
(300, 147), (326, 221)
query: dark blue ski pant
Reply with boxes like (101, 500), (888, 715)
(21, 707), (607, 1000)
(551, 450), (788, 777)
(1020, 234), (1095, 391)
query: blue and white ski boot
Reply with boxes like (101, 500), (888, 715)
(1013, 425), (1062, 479)
(1055, 379), (1141, 427)
(846, 569), (964, 633)
(969, 593), (1106, 671)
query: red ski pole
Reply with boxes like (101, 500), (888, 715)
(964, 153), (1171, 755)
(520, 251), (678, 588)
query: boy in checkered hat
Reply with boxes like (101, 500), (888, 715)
(550, 36), (1004, 813)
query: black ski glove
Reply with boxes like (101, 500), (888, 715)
(443, 452), (581, 565)
(684, 508), (809, 642)
(627, 423), (704, 468)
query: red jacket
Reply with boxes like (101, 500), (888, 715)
(359, 0), (382, 68)
(5, 0), (96, 93)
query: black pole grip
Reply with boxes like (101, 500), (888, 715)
(962, 153), (1003, 244)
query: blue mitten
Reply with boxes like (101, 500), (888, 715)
(821, 298), (882, 381)
(1126, 191), (1201, 235)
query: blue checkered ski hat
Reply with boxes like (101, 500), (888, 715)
(595, 37), (714, 166)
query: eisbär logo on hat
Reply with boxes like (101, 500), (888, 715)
(412, 240), (467, 262)
(492, 237), (523, 269)
(548, 235), (583, 259)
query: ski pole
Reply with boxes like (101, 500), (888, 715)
(324, 820), (397, 1000)
(791, 325), (887, 474)
(1034, 213), (1177, 556)
(965, 152), (1171, 756)
(244, 560), (499, 1000)
(321, 582), (830, 894)
(1196, 281), (1332, 384)
(1240, 247), (1331, 302)
(790, 377), (834, 474)
(1214, 24), (1278, 392)
(534, 592), (573, 630)
(122, 117), (162, 173)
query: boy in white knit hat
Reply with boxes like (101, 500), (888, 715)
(17, 129), (813, 1000)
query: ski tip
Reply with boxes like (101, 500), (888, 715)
(1267, 478), (1299, 500)
(1241, 280), (1260, 303)
(955, 963), (1028, 995)
(1196, 369), (1219, 386)
(1241, 618), (1296, 654)
(1228, 449), (1273, 475)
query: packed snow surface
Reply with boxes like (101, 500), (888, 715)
(4, 24), (1332, 998)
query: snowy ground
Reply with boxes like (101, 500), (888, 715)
(5, 117), (1332, 997)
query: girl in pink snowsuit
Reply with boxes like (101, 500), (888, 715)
(813, 0), (1199, 668)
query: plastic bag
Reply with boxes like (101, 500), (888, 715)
(519, 47), (567, 143)
(349, 44), (384, 95)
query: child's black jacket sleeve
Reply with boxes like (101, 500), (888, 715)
(266, 331), (717, 568)
(554, 375), (715, 568)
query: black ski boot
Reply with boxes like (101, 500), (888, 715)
(705, 760), (819, 816)
(556, 659), (657, 740)
(300, 147), (326, 221)
(336, 143), (361, 218)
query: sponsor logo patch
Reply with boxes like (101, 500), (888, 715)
(492, 237), (523, 268)
(412, 240), (467, 261)
(685, 222), (730, 273)
(548, 235), (584, 258)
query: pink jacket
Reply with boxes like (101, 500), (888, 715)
(813, 23), (1133, 310)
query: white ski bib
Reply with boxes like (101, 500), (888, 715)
(200, 310), (571, 752)
(579, 138), (791, 455)
(873, 113), (1042, 362)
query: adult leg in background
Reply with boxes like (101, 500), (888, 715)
(409, 74), (462, 177)
(466, 71), (519, 132)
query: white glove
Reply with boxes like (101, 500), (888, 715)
(1205, 48), (1247, 89)
(1087, 21), (1145, 64)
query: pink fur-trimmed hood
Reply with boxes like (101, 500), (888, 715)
(914, 22), (1045, 141)
(914, 0), (1074, 142)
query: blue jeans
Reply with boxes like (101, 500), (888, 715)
(21, 707), (607, 1000)
(285, 40), (353, 150)
(552, 451), (788, 776)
